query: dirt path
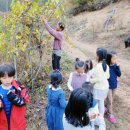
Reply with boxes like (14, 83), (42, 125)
(64, 37), (130, 130)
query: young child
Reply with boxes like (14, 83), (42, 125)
(0, 63), (29, 130)
(63, 87), (106, 130)
(106, 51), (121, 123)
(42, 16), (65, 71)
(84, 60), (93, 82)
(45, 70), (67, 130)
(90, 48), (110, 116)
(67, 59), (87, 91)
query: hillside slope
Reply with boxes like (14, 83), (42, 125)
(65, 0), (130, 130)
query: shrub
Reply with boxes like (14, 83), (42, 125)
(65, 0), (121, 15)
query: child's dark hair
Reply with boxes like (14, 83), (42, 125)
(96, 48), (108, 72)
(65, 88), (93, 127)
(75, 58), (80, 62)
(58, 22), (65, 31)
(50, 70), (62, 88)
(75, 58), (85, 70)
(84, 60), (93, 73)
(82, 82), (94, 95)
(124, 36), (130, 48)
(107, 51), (117, 65)
(0, 63), (15, 78)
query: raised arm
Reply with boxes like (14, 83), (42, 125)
(43, 17), (62, 40)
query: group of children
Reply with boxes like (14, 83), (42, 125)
(45, 47), (121, 130)
(41, 17), (122, 130)
(0, 17), (121, 130)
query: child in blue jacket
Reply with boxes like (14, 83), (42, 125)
(45, 70), (67, 130)
(106, 51), (121, 124)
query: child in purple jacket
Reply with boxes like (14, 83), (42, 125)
(42, 16), (65, 71)
(67, 58), (87, 91)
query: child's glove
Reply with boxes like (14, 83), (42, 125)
(7, 90), (25, 107)
(0, 95), (3, 111)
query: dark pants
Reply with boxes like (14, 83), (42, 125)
(52, 53), (61, 70)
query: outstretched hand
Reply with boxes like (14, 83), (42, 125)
(89, 113), (102, 121)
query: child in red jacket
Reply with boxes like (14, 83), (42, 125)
(0, 63), (29, 130)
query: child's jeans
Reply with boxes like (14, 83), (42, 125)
(107, 89), (116, 114)
(52, 53), (61, 70)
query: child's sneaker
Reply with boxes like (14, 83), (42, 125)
(108, 115), (116, 124)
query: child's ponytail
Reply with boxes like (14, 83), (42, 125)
(84, 60), (93, 73)
(75, 58), (85, 70)
(50, 70), (62, 88)
(102, 59), (107, 72)
(76, 58), (80, 62)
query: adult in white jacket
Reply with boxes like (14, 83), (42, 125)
(90, 48), (110, 116)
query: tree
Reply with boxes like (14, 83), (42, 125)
(0, 0), (65, 89)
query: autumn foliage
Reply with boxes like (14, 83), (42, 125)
(0, 0), (64, 88)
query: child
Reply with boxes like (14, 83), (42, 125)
(0, 63), (29, 130)
(42, 16), (65, 71)
(67, 59), (87, 91)
(84, 60), (93, 82)
(63, 87), (106, 130)
(45, 70), (67, 130)
(90, 48), (110, 116)
(106, 51), (121, 123)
